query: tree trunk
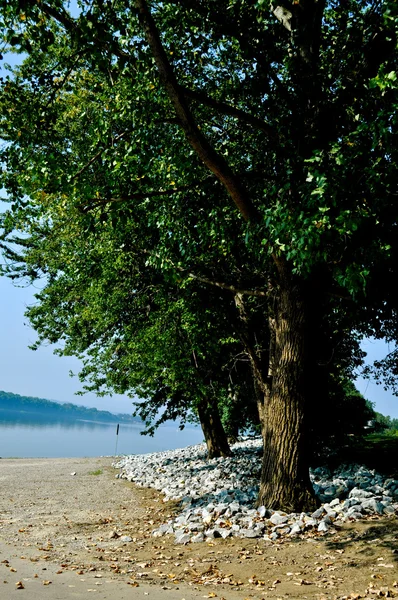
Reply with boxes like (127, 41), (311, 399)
(197, 398), (232, 459)
(256, 269), (317, 512)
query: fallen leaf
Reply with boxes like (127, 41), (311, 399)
(42, 580), (52, 585)
(15, 581), (24, 589)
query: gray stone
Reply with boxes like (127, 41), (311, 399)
(175, 533), (191, 544)
(181, 495), (193, 506)
(289, 523), (303, 536)
(269, 512), (288, 525)
(311, 506), (326, 519)
(114, 438), (396, 546)
(228, 502), (241, 515)
(239, 528), (258, 538)
(318, 520), (330, 532)
(342, 498), (360, 509)
(205, 528), (222, 539)
(349, 487), (374, 499)
(202, 509), (213, 524)
(187, 521), (204, 532)
(303, 518), (318, 528)
(109, 530), (120, 539)
(346, 504), (363, 516)
(348, 511), (363, 520)
(329, 498), (340, 507)
(257, 505), (268, 518)
(156, 523), (174, 535)
(220, 529), (232, 539)
(361, 498), (384, 515)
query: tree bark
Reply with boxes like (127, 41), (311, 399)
(234, 269), (317, 512)
(256, 266), (317, 512)
(197, 398), (232, 459)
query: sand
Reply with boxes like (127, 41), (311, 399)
(0, 456), (397, 600)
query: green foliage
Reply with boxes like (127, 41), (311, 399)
(0, 0), (397, 465)
(369, 409), (398, 433)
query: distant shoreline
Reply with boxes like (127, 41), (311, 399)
(0, 389), (139, 424)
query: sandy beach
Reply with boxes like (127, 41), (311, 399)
(0, 456), (397, 600)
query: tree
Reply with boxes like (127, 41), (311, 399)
(1, 0), (397, 511)
(1, 184), (250, 457)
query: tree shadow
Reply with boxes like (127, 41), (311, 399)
(324, 517), (398, 564)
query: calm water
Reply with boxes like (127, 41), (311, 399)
(0, 414), (204, 458)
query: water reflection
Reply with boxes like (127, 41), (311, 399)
(0, 410), (133, 430)
(0, 411), (203, 458)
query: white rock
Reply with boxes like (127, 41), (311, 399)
(269, 512), (288, 525)
(318, 520), (330, 532)
(113, 438), (398, 545)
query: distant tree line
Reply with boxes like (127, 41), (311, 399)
(367, 405), (398, 433)
(0, 390), (138, 423)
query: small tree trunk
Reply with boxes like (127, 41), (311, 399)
(257, 271), (317, 512)
(197, 398), (232, 459)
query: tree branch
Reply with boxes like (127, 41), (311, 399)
(135, 0), (259, 224)
(181, 87), (277, 139)
(141, 250), (268, 298)
(41, 2), (132, 60)
(79, 178), (213, 212)
(70, 132), (126, 182)
(189, 274), (268, 297)
(40, 0), (260, 224)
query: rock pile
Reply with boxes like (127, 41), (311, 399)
(114, 437), (398, 544)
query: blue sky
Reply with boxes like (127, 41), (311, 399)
(0, 275), (137, 414)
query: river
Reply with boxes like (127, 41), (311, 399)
(0, 413), (204, 458)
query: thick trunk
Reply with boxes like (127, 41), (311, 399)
(197, 398), (232, 459)
(257, 272), (317, 512)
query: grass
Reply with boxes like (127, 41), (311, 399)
(335, 433), (398, 477)
(88, 469), (103, 476)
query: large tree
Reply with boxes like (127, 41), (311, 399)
(1, 0), (397, 511)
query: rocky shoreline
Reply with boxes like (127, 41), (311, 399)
(114, 437), (398, 544)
